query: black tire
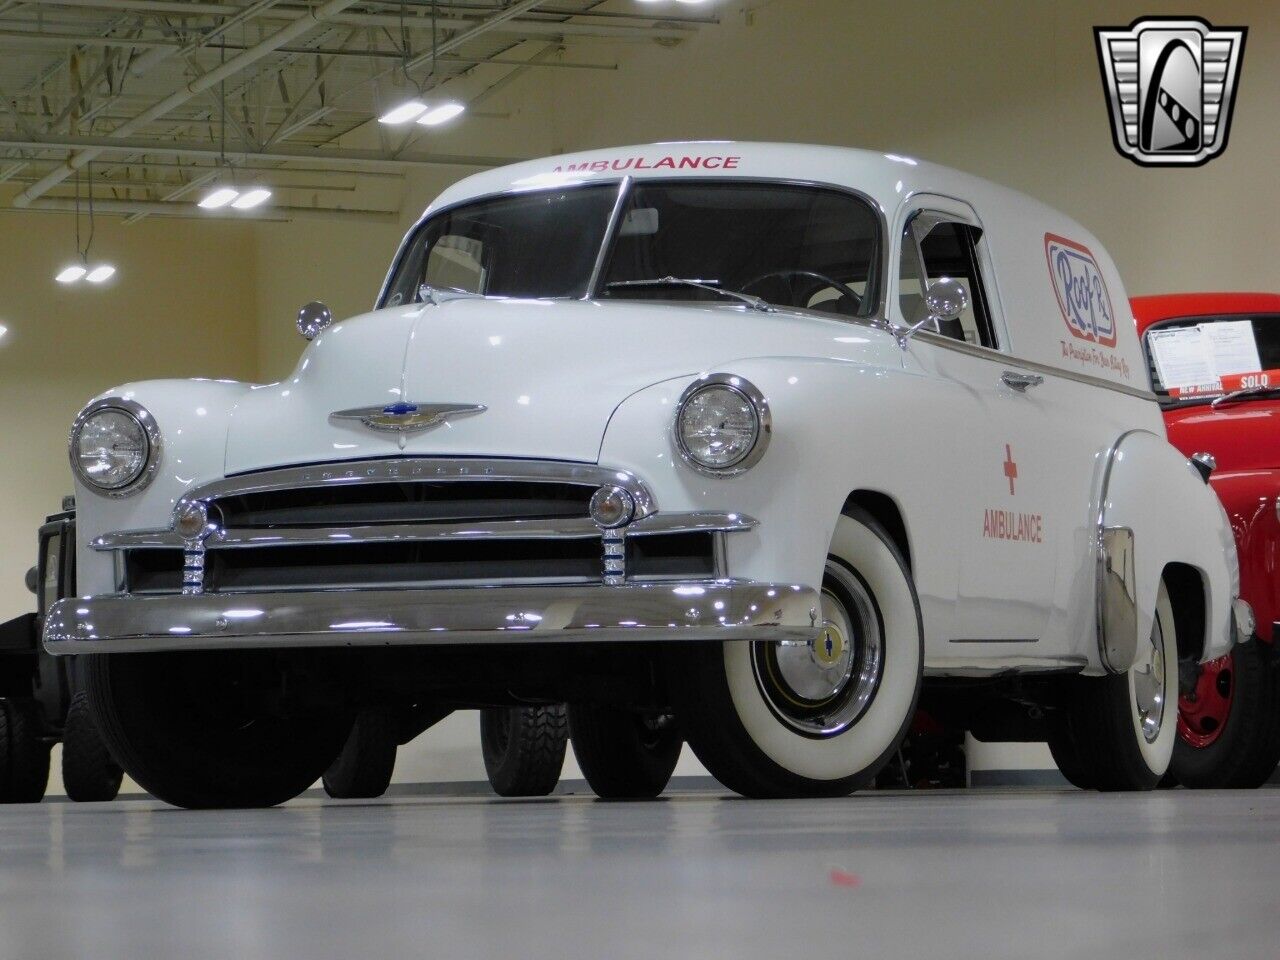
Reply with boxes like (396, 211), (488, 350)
(323, 710), (399, 799)
(0, 699), (51, 803)
(480, 704), (568, 797)
(62, 691), (124, 802)
(1048, 581), (1179, 792)
(669, 507), (922, 798)
(1047, 717), (1096, 790)
(568, 705), (680, 799)
(84, 652), (351, 809)
(1171, 643), (1280, 789)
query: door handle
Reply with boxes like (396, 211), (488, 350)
(1001, 371), (1045, 392)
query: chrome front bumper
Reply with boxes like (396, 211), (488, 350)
(43, 580), (821, 654)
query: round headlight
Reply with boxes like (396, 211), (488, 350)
(674, 374), (771, 476)
(70, 399), (160, 496)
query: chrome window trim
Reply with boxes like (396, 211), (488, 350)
(378, 176), (891, 321)
(585, 177), (632, 299)
(93, 511), (759, 552)
(910, 328), (1159, 402)
(68, 397), (164, 499)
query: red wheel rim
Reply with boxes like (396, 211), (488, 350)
(1177, 653), (1234, 749)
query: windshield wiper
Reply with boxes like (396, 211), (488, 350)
(605, 277), (775, 313)
(418, 283), (485, 306)
(1210, 386), (1280, 408)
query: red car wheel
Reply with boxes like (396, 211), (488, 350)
(1177, 654), (1234, 749)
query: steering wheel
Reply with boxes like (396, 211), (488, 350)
(740, 270), (862, 313)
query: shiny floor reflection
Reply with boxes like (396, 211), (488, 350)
(0, 789), (1277, 958)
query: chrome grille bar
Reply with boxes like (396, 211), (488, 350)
(94, 512), (758, 552)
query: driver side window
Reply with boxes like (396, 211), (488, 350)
(898, 213), (997, 349)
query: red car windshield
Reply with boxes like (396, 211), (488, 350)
(1144, 313), (1280, 404)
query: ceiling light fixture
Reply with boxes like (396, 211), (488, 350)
(198, 186), (240, 209)
(416, 101), (466, 126)
(0, 324), (8, 342)
(231, 188), (273, 210)
(55, 165), (119, 287)
(379, 99), (428, 125)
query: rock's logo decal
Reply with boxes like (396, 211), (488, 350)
(1045, 234), (1117, 349)
(1095, 17), (1247, 167)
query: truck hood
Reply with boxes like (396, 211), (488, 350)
(1163, 398), (1280, 473)
(224, 298), (883, 474)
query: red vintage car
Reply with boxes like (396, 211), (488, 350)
(1133, 293), (1280, 787)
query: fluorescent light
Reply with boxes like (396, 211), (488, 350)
(86, 264), (116, 283)
(198, 187), (239, 209)
(379, 99), (427, 125)
(0, 324), (8, 342)
(231, 188), (272, 210)
(55, 264), (87, 283)
(416, 102), (466, 126)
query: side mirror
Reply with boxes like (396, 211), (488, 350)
(24, 566), (37, 595)
(297, 301), (333, 341)
(923, 277), (969, 324)
(894, 277), (970, 348)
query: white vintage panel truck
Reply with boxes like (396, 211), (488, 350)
(45, 143), (1249, 807)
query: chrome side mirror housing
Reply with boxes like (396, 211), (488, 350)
(297, 301), (333, 340)
(893, 277), (970, 348)
(923, 277), (969, 324)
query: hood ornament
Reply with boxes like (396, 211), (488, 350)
(330, 401), (487, 433)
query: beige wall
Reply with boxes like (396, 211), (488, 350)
(0, 213), (259, 622)
(4, 0), (1276, 788)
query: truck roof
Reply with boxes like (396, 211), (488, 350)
(424, 142), (1145, 394)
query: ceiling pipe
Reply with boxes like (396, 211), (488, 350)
(21, 195), (397, 223)
(0, 133), (523, 170)
(8, 0), (698, 39)
(12, 0), (367, 209)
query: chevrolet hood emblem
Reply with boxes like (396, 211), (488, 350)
(329, 401), (487, 433)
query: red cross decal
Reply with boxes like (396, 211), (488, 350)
(1003, 444), (1018, 496)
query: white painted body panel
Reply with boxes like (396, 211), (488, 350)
(70, 142), (1239, 674)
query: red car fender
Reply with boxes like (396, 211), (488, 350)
(1210, 470), (1280, 643)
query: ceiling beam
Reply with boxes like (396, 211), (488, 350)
(0, 132), (522, 170)
(20, 195), (398, 222)
(8, 0), (697, 40)
(12, 0), (370, 207)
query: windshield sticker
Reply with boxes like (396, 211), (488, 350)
(1152, 320), (1273, 396)
(1200, 320), (1262, 375)
(1150, 327), (1217, 389)
(552, 154), (742, 174)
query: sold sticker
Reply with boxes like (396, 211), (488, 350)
(1169, 369), (1280, 398)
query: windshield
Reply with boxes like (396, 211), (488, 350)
(381, 185), (618, 306)
(381, 180), (881, 318)
(1145, 314), (1280, 404)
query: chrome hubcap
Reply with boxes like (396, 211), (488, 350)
(752, 561), (883, 737)
(1133, 615), (1167, 743)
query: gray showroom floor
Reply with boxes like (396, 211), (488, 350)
(1, 789), (1277, 960)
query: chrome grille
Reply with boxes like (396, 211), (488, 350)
(98, 459), (752, 596)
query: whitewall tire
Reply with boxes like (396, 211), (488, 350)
(1049, 580), (1179, 791)
(670, 507), (922, 798)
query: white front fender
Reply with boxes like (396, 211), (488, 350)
(71, 379), (254, 595)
